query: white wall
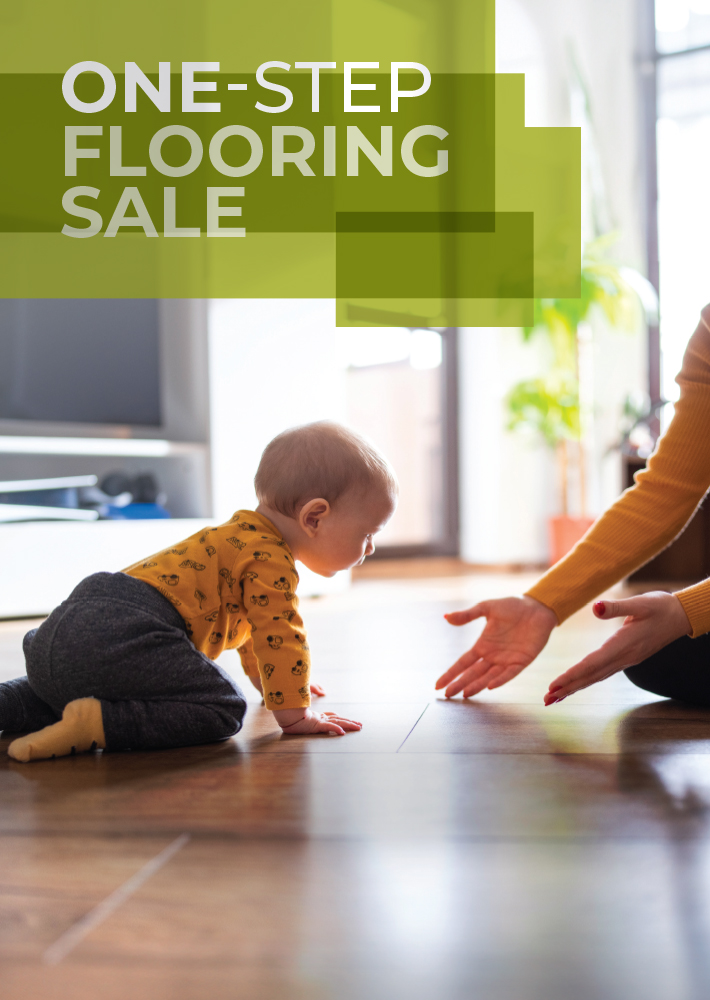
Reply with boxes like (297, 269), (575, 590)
(459, 327), (557, 564)
(208, 299), (348, 522)
(208, 299), (350, 594)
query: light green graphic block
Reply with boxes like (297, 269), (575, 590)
(0, 0), (580, 325)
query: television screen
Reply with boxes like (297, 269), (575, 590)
(0, 299), (161, 426)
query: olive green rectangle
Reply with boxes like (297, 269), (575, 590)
(0, 232), (335, 298)
(0, 0), (495, 75)
(335, 213), (533, 298)
(336, 297), (535, 327)
(336, 212), (496, 233)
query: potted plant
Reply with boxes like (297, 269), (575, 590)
(506, 236), (653, 564)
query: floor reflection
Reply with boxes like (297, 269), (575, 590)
(552, 701), (710, 1000)
(0, 733), (313, 838)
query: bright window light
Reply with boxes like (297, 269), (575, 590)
(409, 329), (443, 370)
(690, 0), (710, 14)
(347, 328), (412, 368)
(657, 111), (710, 404)
(656, 0), (690, 32)
(347, 327), (443, 369)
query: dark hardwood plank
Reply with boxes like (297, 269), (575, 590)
(401, 698), (710, 755)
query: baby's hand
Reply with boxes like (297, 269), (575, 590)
(310, 682), (326, 698)
(274, 708), (362, 736)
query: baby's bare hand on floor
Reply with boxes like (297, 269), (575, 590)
(277, 708), (362, 736)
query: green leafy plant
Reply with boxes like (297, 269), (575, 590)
(506, 235), (650, 515)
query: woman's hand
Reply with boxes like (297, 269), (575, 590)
(435, 596), (558, 698)
(274, 708), (362, 736)
(544, 591), (692, 705)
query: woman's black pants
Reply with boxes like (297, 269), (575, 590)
(625, 633), (710, 706)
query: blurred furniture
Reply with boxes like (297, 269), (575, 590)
(0, 300), (212, 520)
(0, 519), (347, 618)
(625, 456), (710, 583)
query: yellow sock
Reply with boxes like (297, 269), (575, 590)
(7, 698), (106, 763)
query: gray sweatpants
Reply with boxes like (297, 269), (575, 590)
(0, 572), (247, 752)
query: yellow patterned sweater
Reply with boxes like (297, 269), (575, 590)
(527, 305), (710, 637)
(124, 510), (311, 711)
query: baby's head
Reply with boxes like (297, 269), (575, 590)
(254, 421), (398, 576)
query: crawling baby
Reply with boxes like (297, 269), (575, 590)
(0, 421), (397, 761)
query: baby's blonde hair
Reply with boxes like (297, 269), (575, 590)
(255, 421), (398, 517)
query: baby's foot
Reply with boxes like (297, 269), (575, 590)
(7, 698), (106, 762)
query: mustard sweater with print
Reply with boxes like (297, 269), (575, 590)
(527, 305), (710, 637)
(124, 510), (311, 711)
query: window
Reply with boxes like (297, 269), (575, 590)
(652, 1), (710, 404)
(344, 326), (459, 556)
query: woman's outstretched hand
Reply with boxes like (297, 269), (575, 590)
(544, 592), (692, 705)
(436, 596), (559, 698)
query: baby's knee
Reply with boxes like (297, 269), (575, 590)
(22, 628), (39, 658)
(211, 690), (248, 739)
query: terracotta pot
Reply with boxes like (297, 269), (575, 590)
(548, 515), (595, 565)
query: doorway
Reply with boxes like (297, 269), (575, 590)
(344, 327), (459, 557)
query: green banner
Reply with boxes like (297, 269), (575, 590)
(0, 0), (580, 325)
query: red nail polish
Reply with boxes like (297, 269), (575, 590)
(545, 697), (559, 707)
(594, 601), (606, 615)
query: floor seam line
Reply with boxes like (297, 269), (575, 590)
(396, 703), (430, 753)
(41, 832), (190, 966)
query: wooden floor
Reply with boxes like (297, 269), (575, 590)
(2, 568), (710, 1000)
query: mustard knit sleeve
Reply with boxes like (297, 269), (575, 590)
(676, 580), (710, 638)
(239, 554), (311, 711)
(526, 308), (710, 632)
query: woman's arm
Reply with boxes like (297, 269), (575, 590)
(527, 308), (710, 628)
(438, 308), (710, 698)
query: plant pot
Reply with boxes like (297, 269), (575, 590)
(548, 515), (595, 565)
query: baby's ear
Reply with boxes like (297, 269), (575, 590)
(299, 498), (330, 534)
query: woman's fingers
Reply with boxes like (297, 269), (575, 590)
(443, 603), (487, 627)
(443, 660), (492, 698)
(442, 656), (528, 698)
(544, 648), (621, 704)
(435, 646), (486, 689)
(485, 662), (527, 690)
(462, 665), (508, 698)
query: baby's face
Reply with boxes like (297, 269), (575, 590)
(300, 493), (395, 577)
